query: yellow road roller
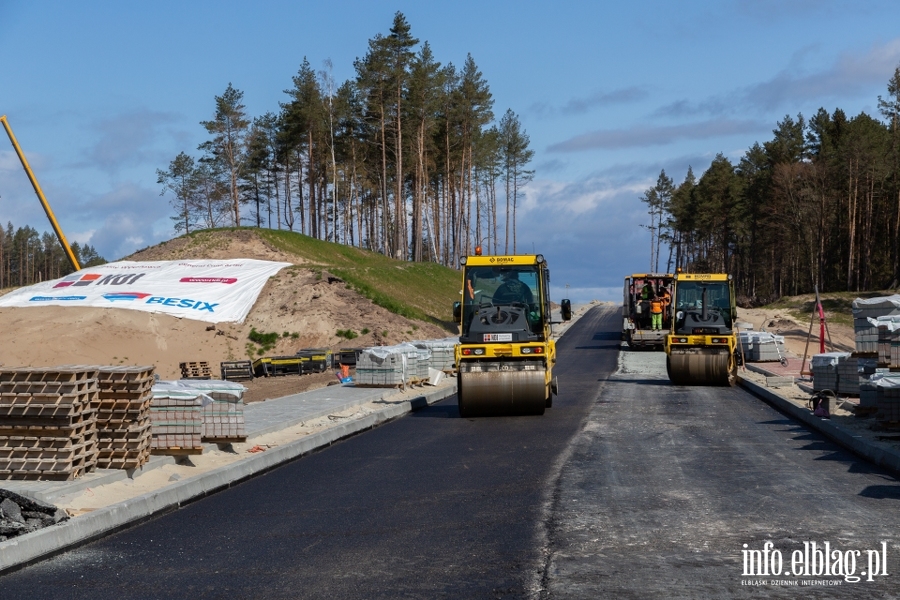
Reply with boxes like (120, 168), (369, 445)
(665, 272), (739, 386)
(453, 250), (570, 417)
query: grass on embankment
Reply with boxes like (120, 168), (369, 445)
(763, 290), (896, 327)
(257, 229), (460, 328)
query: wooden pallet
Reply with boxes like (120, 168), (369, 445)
(0, 367), (99, 383)
(96, 366), (155, 381)
(202, 436), (247, 444)
(151, 447), (203, 456)
(0, 440), (94, 461)
(0, 379), (98, 395)
(0, 408), (98, 429)
(0, 466), (92, 481)
(180, 362), (212, 378)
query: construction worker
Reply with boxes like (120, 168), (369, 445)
(660, 286), (671, 308)
(650, 294), (664, 330)
(493, 269), (534, 306)
(641, 281), (653, 300)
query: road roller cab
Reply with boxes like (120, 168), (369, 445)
(454, 251), (567, 417)
(665, 273), (739, 386)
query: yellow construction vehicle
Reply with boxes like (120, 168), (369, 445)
(622, 273), (674, 349)
(665, 272), (739, 386)
(453, 249), (570, 417)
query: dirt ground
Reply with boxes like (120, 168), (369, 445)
(0, 231), (451, 380)
(737, 306), (856, 358)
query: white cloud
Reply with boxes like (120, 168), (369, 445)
(655, 37), (900, 119)
(531, 87), (650, 118)
(548, 119), (768, 152)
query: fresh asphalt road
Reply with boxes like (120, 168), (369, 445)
(4, 305), (900, 599)
(542, 335), (900, 598)
(0, 307), (619, 599)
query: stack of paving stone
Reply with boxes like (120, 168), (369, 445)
(739, 331), (786, 362)
(875, 318), (897, 365)
(411, 337), (458, 372)
(811, 352), (847, 392)
(149, 390), (203, 455)
(355, 343), (422, 387)
(854, 321), (880, 353)
(836, 354), (860, 395)
(93, 366), (154, 470)
(0, 367), (99, 480)
(852, 296), (900, 354)
(875, 374), (900, 424)
(151, 380), (248, 445)
(195, 382), (246, 443)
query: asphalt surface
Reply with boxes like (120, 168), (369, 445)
(0, 306), (618, 599)
(6, 305), (899, 598)
(541, 331), (900, 598)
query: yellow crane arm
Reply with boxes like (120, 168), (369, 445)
(1, 115), (81, 272)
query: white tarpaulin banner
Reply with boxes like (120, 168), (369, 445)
(0, 259), (291, 323)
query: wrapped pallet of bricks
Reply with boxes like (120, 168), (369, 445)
(149, 387), (205, 454)
(93, 366), (154, 470)
(870, 316), (900, 365)
(741, 332), (785, 362)
(836, 354), (860, 395)
(0, 366), (100, 480)
(852, 295), (900, 354)
(811, 352), (848, 392)
(875, 374), (900, 424)
(411, 337), (458, 372)
(152, 380), (247, 443)
(860, 377), (879, 409)
(355, 343), (421, 387)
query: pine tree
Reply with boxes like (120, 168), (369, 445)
(199, 83), (250, 226)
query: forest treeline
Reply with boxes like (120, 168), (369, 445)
(157, 12), (534, 266)
(641, 66), (900, 304)
(0, 222), (104, 288)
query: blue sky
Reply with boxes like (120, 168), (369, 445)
(1, 1), (899, 302)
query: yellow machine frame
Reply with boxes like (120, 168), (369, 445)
(664, 272), (738, 385)
(1, 115), (81, 271)
(454, 253), (559, 416)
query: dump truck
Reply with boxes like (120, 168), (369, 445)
(453, 250), (570, 417)
(622, 273), (675, 349)
(665, 272), (739, 386)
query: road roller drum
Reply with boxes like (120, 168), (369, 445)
(666, 347), (736, 386)
(457, 361), (547, 417)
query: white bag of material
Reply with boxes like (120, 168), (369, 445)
(852, 295), (900, 319)
(427, 367), (444, 386)
(875, 374), (900, 389)
(868, 315), (900, 332)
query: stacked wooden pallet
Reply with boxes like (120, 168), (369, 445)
(179, 361), (212, 380)
(0, 367), (99, 480)
(93, 366), (154, 470)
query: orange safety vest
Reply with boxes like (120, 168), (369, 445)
(650, 299), (663, 314)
